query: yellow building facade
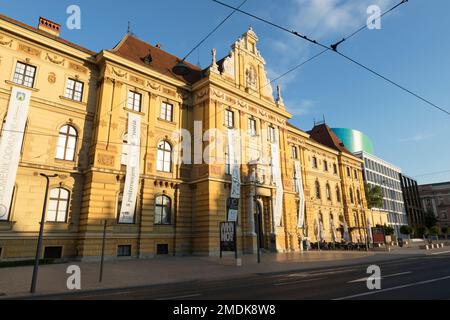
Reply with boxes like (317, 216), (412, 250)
(0, 15), (381, 261)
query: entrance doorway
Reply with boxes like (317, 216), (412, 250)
(255, 202), (264, 249)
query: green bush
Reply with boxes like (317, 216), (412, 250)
(400, 225), (413, 236)
(429, 226), (441, 236)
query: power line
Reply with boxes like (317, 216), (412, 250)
(181, 0), (249, 62)
(212, 0), (450, 117)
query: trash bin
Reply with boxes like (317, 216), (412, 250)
(398, 238), (404, 248)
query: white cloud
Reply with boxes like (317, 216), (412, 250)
(286, 98), (317, 116)
(260, 0), (398, 105)
(289, 0), (396, 39)
(398, 133), (436, 143)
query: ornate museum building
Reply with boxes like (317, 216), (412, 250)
(0, 15), (382, 261)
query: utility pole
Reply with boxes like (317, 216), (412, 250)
(30, 173), (58, 294)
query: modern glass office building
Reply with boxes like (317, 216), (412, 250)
(354, 151), (408, 237)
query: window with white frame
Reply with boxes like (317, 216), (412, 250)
(160, 102), (174, 122)
(127, 91), (142, 112)
(155, 195), (171, 225)
(13, 62), (37, 88)
(225, 109), (234, 128)
(268, 126), (276, 143)
(46, 188), (69, 223)
(56, 125), (77, 161)
(65, 79), (84, 102)
(248, 118), (257, 136)
(292, 146), (298, 159)
(157, 141), (172, 173)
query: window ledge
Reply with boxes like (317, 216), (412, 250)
(157, 118), (177, 125)
(0, 221), (16, 231)
(123, 107), (145, 116)
(5, 80), (39, 92)
(59, 95), (87, 106)
(44, 222), (70, 232)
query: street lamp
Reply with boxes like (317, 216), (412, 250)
(30, 173), (58, 294)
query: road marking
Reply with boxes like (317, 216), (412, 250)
(287, 268), (358, 278)
(348, 272), (412, 284)
(274, 278), (326, 286)
(431, 251), (450, 256)
(156, 293), (202, 300)
(335, 275), (450, 300)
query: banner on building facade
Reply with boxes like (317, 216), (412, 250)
(119, 113), (141, 224)
(228, 129), (241, 200)
(227, 198), (239, 223)
(271, 141), (283, 227)
(0, 87), (32, 221)
(294, 161), (305, 228)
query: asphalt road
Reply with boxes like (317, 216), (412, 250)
(26, 252), (450, 300)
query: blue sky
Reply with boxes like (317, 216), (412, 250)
(2, 0), (449, 184)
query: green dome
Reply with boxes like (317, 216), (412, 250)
(332, 128), (375, 154)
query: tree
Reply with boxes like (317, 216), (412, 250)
(414, 226), (428, 238)
(383, 225), (395, 236)
(365, 184), (383, 209)
(429, 226), (441, 237)
(400, 225), (413, 236)
(424, 211), (438, 229)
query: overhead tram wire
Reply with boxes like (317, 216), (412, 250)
(94, 0), (249, 125)
(173, 0), (250, 75)
(212, 0), (450, 117)
(211, 0), (407, 110)
(181, 0), (249, 62)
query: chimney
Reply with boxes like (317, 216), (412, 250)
(38, 17), (61, 37)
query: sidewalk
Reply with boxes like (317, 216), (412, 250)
(0, 249), (445, 299)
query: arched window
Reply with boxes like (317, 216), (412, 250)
(336, 186), (341, 203)
(326, 183), (332, 201)
(157, 141), (172, 173)
(47, 188), (69, 223)
(350, 188), (354, 204)
(56, 125), (77, 161)
(155, 195), (171, 225)
(315, 181), (321, 199)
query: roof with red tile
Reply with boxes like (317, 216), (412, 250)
(309, 123), (354, 155)
(111, 34), (204, 85)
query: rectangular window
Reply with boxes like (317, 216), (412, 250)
(13, 62), (37, 88)
(292, 146), (298, 159)
(225, 109), (234, 128)
(160, 102), (174, 122)
(117, 245), (132, 257)
(44, 247), (63, 260)
(157, 244), (169, 255)
(64, 78), (84, 102)
(333, 164), (338, 175)
(268, 126), (276, 143)
(324, 160), (329, 172)
(127, 91), (142, 112)
(312, 157), (318, 169)
(248, 118), (257, 136)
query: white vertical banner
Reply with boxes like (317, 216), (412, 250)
(228, 129), (241, 199)
(271, 130), (283, 227)
(294, 161), (305, 228)
(0, 87), (32, 221)
(119, 113), (141, 224)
